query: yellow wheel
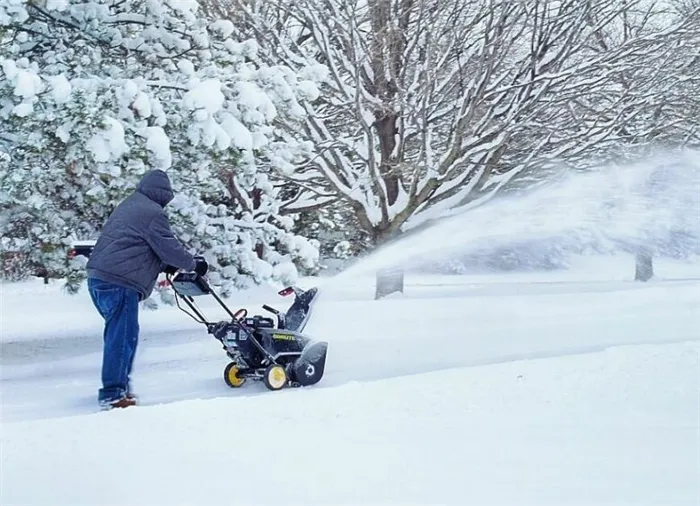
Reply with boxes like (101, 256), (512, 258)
(224, 363), (246, 388)
(263, 364), (287, 391)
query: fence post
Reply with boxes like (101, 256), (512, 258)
(635, 248), (654, 282)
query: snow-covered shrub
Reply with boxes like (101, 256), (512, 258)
(0, 0), (322, 294)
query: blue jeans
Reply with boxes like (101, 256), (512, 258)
(88, 278), (140, 405)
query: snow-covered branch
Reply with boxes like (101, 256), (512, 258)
(193, 0), (698, 243)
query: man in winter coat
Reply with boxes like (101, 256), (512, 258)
(86, 169), (208, 410)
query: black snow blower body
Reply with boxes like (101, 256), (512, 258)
(167, 271), (327, 391)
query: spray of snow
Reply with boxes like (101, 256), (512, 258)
(330, 148), (700, 281)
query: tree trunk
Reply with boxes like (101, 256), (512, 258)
(377, 114), (400, 205)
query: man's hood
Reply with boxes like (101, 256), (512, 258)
(136, 170), (174, 207)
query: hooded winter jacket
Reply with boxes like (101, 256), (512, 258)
(86, 170), (196, 300)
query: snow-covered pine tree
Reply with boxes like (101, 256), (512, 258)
(0, 0), (322, 297)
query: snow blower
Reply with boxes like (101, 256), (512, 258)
(167, 271), (327, 391)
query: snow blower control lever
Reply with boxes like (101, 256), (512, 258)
(261, 304), (287, 328)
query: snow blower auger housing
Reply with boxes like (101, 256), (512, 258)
(167, 271), (327, 391)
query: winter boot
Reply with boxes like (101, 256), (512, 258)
(101, 395), (138, 411)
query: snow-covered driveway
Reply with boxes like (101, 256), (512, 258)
(1, 259), (698, 422)
(1, 258), (699, 505)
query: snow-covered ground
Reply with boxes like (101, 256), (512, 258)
(1, 255), (699, 505)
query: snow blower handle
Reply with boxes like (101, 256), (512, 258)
(193, 256), (208, 276)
